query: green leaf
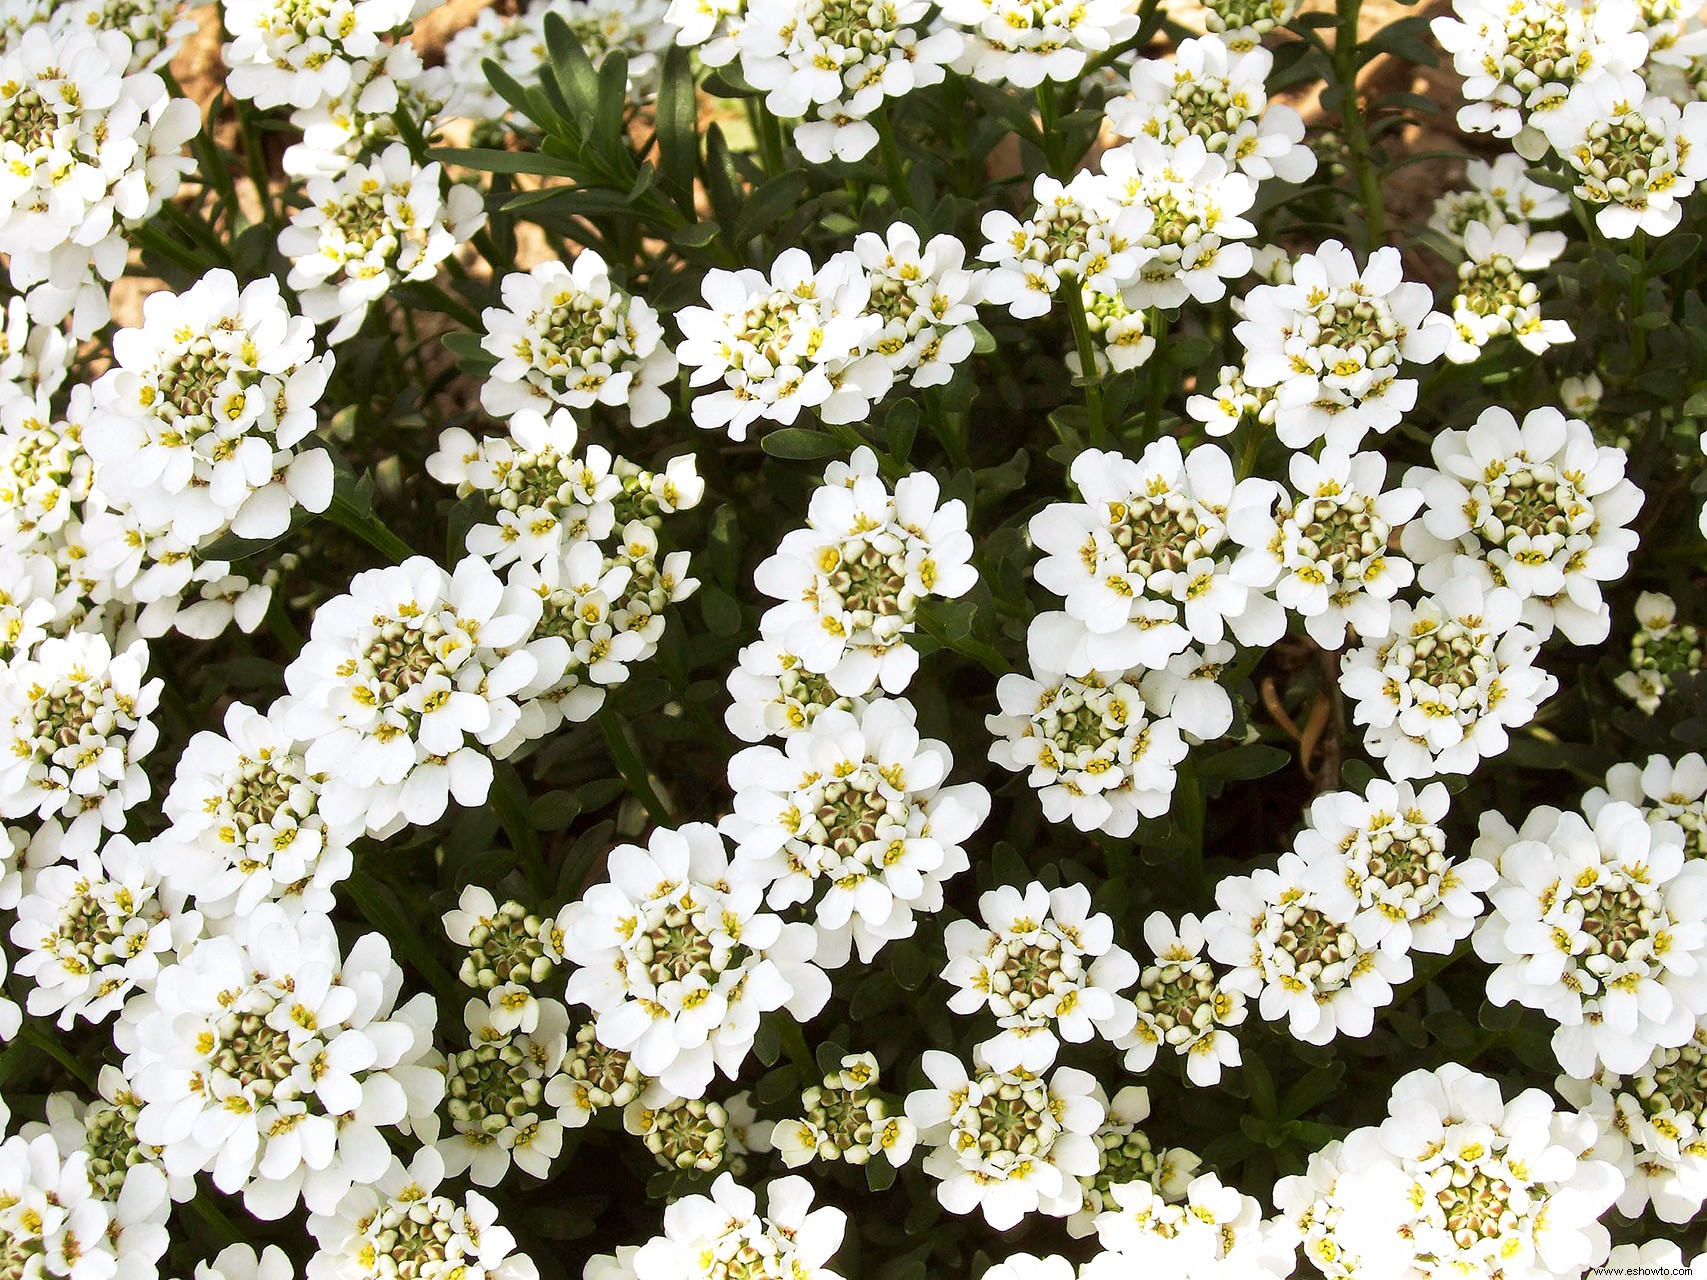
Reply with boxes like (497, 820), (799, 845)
(866, 1158), (898, 1193)
(966, 319), (997, 354)
(885, 398), (919, 462)
(760, 427), (845, 459)
(698, 584), (743, 636)
(1195, 742), (1292, 781)
(732, 172), (809, 243)
(430, 145), (581, 179)
(528, 790), (583, 831)
(753, 1018), (783, 1067)
(1649, 231), (1702, 277)
(671, 220), (722, 250)
(656, 45), (699, 212)
(542, 11), (601, 122)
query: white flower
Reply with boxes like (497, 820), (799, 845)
(194, 1244), (296, 1280)
(1537, 71), (1707, 236)
(0, 634), (161, 838)
(1108, 36), (1316, 184)
(940, 0), (1139, 87)
(981, 1255), (1075, 1280)
(629, 1173), (846, 1280)
(439, 995), (571, 1186)
(1072, 282), (1158, 373)
(0, 1133), (120, 1280)
(1082, 1171), (1297, 1278)
(1116, 912), (1246, 1086)
(11, 834), (196, 1027)
(904, 1047), (1103, 1230)
(221, 0), (425, 111)
(978, 171), (1152, 320)
(1431, 0), (1647, 156)
(735, 0), (959, 164)
(0, 387), (95, 547)
(1428, 153), (1571, 240)
(443, 886), (563, 989)
(1442, 220), (1573, 363)
(1273, 1139), (1362, 1278)
(283, 45), (451, 179)
(117, 906), (443, 1220)
(1559, 1033), (1707, 1224)
(987, 651), (1187, 837)
(753, 446), (976, 697)
(1615, 590), (1703, 713)
(1067, 1085), (1200, 1238)
(281, 554), (560, 834)
(1338, 578), (1556, 781)
(1584, 752), (1707, 859)
(305, 1147), (539, 1280)
(156, 701), (356, 923)
(479, 252), (678, 430)
(1294, 779), (1494, 956)
(1231, 446), (1420, 650)
(1095, 137), (1258, 310)
(675, 247), (891, 439)
(1028, 441), (1284, 674)
(1234, 240), (1451, 451)
(86, 269), (334, 545)
(279, 144), (487, 344)
(37, 1063), (191, 1204)
(1307, 1063), (1622, 1279)
(558, 822), (830, 1099)
(723, 696), (990, 966)
(543, 1023), (648, 1129)
(853, 223), (986, 388)
(0, 26), (198, 337)
(724, 636), (870, 742)
(1402, 405), (1642, 645)
(1207, 850), (1412, 1045)
(1185, 363), (1277, 438)
(1473, 800), (1707, 1078)
(771, 1051), (915, 1169)
(0, 297), (70, 407)
(429, 412), (620, 571)
(941, 882), (1138, 1072)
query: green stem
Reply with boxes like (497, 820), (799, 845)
(754, 102), (787, 180)
(597, 707), (673, 823)
(343, 867), (464, 1002)
(21, 1025), (95, 1090)
(779, 1018), (818, 1082)
(872, 104), (913, 210)
(1035, 82), (1066, 177)
(186, 1193), (245, 1248)
(325, 491), (415, 563)
(1632, 231), (1649, 368)
(1145, 308), (1170, 436)
(1333, 0), (1387, 250)
(235, 100), (278, 228)
(1238, 419), (1266, 480)
(1062, 285), (1107, 446)
(168, 74), (241, 233)
(491, 763), (549, 895)
(413, 280), (483, 331)
(1175, 766), (1209, 902)
(924, 385), (970, 471)
(824, 420), (906, 481)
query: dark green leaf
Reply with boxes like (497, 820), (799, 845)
(760, 428), (845, 459)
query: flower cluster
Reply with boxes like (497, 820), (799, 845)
(280, 145), (487, 344)
(0, 25), (197, 336)
(1474, 798), (1707, 1077)
(752, 446), (976, 696)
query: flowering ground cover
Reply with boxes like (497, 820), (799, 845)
(0, 0), (1705, 1276)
